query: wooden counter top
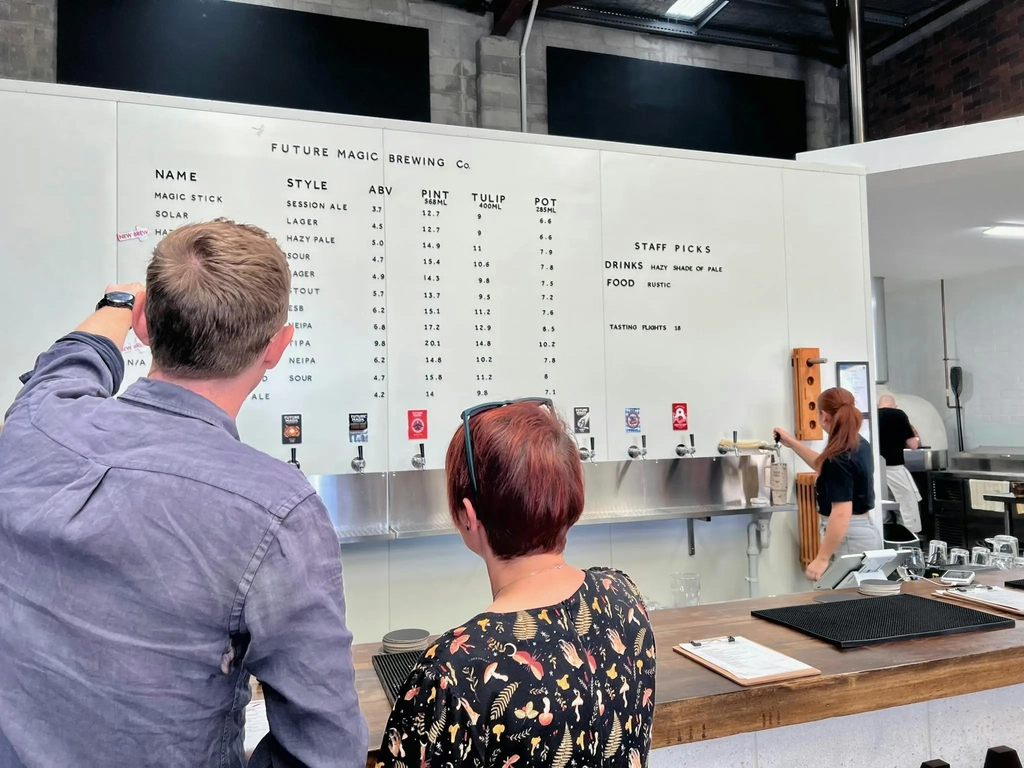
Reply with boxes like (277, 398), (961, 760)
(353, 569), (1024, 757)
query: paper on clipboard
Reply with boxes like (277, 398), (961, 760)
(935, 586), (1024, 616)
(674, 636), (819, 684)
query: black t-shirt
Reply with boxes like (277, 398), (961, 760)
(877, 407), (915, 466)
(816, 437), (875, 516)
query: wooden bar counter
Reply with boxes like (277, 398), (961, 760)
(352, 568), (1024, 760)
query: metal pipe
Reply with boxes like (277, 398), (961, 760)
(746, 521), (760, 598)
(519, 0), (540, 134)
(872, 276), (889, 384)
(847, 0), (866, 143)
(941, 279), (957, 409)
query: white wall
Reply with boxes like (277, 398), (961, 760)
(0, 81), (873, 645)
(886, 269), (1024, 452)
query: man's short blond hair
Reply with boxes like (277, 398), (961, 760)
(145, 219), (290, 379)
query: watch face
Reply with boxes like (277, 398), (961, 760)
(106, 291), (135, 304)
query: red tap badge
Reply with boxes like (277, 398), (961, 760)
(408, 410), (428, 440)
(672, 403), (688, 431)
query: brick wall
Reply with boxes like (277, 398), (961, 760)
(0, 0), (843, 149)
(0, 0), (55, 81)
(866, 0), (1024, 140)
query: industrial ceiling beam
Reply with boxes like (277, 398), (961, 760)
(491, 0), (531, 34)
(540, 4), (840, 60)
(731, 0), (907, 27)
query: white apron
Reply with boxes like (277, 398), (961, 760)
(886, 464), (923, 533)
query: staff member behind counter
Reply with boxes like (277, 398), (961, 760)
(877, 394), (923, 534)
(776, 388), (882, 581)
(379, 399), (656, 768)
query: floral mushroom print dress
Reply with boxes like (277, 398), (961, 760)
(377, 568), (656, 768)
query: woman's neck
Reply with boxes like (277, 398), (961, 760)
(486, 552), (571, 601)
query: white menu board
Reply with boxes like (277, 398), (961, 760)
(117, 105), (389, 474)
(599, 154), (791, 460)
(381, 131), (607, 470)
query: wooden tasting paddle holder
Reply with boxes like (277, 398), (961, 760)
(791, 347), (825, 442)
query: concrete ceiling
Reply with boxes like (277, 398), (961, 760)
(867, 149), (1024, 283)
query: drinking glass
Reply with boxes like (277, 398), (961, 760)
(991, 553), (1015, 570)
(949, 548), (970, 566)
(971, 547), (992, 566)
(903, 547), (926, 577)
(927, 540), (948, 567)
(671, 572), (701, 608)
(986, 535), (1019, 556)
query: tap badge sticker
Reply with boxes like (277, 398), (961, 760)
(408, 410), (428, 440)
(281, 414), (302, 445)
(625, 407), (641, 433)
(574, 407), (591, 434)
(348, 413), (368, 444)
(672, 403), (689, 431)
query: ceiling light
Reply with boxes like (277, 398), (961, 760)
(665, 0), (718, 20)
(983, 225), (1024, 239)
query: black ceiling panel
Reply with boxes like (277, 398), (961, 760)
(57, 0), (431, 122)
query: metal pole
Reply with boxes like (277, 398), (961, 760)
(847, 0), (865, 142)
(519, 0), (540, 134)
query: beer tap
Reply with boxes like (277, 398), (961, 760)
(676, 433), (696, 457)
(412, 443), (426, 470)
(287, 448), (302, 472)
(351, 445), (366, 474)
(719, 430), (740, 456)
(579, 437), (597, 463)
(627, 434), (647, 460)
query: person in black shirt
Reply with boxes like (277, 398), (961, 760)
(776, 387), (882, 581)
(877, 394), (923, 533)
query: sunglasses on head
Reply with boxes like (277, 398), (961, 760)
(460, 397), (554, 496)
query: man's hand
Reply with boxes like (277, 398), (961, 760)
(806, 556), (829, 582)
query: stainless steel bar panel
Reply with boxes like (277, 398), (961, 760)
(308, 472), (390, 541)
(386, 455), (787, 538)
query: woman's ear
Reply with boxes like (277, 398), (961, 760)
(462, 498), (480, 531)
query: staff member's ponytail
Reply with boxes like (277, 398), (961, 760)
(815, 388), (862, 470)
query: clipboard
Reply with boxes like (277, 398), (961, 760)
(934, 586), (1024, 617)
(672, 635), (821, 686)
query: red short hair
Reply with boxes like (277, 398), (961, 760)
(445, 403), (585, 560)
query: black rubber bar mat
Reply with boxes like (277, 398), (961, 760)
(1006, 579), (1024, 590)
(372, 650), (424, 706)
(752, 593), (1014, 649)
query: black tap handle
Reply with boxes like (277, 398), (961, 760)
(357, 445), (364, 460)
(590, 437), (595, 451)
(690, 434), (696, 448)
(641, 434), (647, 449)
(290, 448), (297, 462)
(418, 442), (425, 458)
(732, 430), (738, 444)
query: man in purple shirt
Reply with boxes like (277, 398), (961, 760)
(0, 220), (367, 767)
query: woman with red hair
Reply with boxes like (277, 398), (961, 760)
(378, 398), (655, 768)
(775, 387), (882, 581)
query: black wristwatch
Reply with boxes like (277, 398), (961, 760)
(96, 291), (136, 311)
